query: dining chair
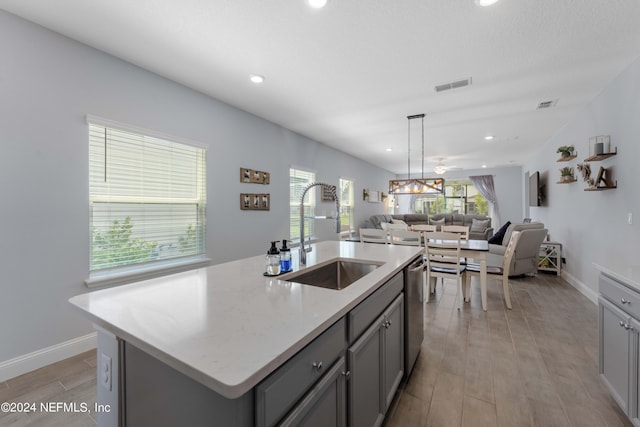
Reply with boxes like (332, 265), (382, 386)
(389, 229), (422, 246)
(463, 231), (522, 309)
(442, 225), (470, 266)
(410, 224), (438, 233)
(424, 231), (466, 309)
(442, 225), (470, 240)
(359, 228), (389, 244)
(409, 224), (437, 248)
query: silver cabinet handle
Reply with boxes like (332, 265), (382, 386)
(619, 320), (633, 330)
(621, 298), (631, 305)
(342, 370), (351, 379)
(312, 361), (323, 371)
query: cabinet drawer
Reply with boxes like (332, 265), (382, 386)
(255, 317), (347, 427)
(348, 271), (403, 343)
(600, 274), (640, 319)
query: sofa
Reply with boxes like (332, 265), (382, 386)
(489, 222), (548, 276)
(367, 213), (494, 240)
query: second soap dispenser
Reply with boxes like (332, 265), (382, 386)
(280, 239), (291, 272)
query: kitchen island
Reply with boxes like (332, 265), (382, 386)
(69, 241), (423, 427)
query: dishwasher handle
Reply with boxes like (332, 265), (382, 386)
(407, 257), (426, 303)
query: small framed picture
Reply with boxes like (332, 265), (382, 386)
(322, 185), (336, 201)
(240, 193), (270, 210)
(241, 168), (252, 183)
(240, 167), (270, 185)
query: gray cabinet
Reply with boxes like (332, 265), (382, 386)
(348, 294), (404, 427)
(599, 296), (634, 414)
(279, 357), (347, 427)
(256, 272), (406, 427)
(383, 294), (404, 411)
(599, 273), (640, 426)
(633, 317), (640, 427)
(256, 318), (347, 427)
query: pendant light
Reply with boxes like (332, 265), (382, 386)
(388, 114), (444, 195)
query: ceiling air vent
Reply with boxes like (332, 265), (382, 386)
(536, 99), (558, 110)
(435, 77), (472, 93)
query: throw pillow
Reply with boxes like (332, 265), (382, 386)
(380, 222), (390, 231)
(470, 218), (490, 233)
(391, 219), (407, 225)
(488, 221), (511, 245)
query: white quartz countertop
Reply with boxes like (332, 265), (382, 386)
(69, 241), (423, 399)
(594, 262), (640, 292)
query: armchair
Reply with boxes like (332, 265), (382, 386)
(489, 222), (548, 276)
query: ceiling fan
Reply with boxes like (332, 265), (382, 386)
(431, 158), (461, 175)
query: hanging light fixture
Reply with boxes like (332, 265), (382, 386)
(389, 114), (445, 195)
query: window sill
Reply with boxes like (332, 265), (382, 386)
(85, 257), (212, 289)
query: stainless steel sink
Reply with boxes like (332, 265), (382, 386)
(283, 259), (381, 290)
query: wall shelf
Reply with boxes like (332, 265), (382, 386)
(556, 154), (577, 162)
(556, 178), (577, 184)
(584, 147), (617, 162)
(584, 185), (617, 191)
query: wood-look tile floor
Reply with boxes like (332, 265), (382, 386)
(385, 273), (633, 427)
(0, 274), (631, 427)
(0, 350), (97, 426)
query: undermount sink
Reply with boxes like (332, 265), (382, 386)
(283, 259), (382, 290)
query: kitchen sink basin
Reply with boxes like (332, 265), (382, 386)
(283, 259), (381, 290)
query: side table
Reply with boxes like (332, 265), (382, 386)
(538, 241), (562, 275)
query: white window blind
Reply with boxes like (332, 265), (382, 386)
(290, 168), (315, 242)
(89, 121), (206, 274)
(339, 178), (355, 234)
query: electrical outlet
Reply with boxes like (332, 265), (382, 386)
(629, 213), (633, 225)
(101, 353), (112, 391)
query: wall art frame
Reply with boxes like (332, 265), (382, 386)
(240, 168), (270, 184)
(240, 193), (270, 210)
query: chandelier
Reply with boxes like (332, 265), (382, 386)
(388, 114), (445, 195)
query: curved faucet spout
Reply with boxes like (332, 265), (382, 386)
(299, 182), (340, 265)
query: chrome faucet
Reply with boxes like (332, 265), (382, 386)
(299, 182), (340, 265)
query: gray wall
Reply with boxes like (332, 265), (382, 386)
(523, 55), (640, 298)
(0, 11), (394, 362)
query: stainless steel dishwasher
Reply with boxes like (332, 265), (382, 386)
(404, 255), (425, 378)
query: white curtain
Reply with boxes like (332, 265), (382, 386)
(469, 175), (501, 228)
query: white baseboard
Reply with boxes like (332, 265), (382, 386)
(0, 333), (97, 382)
(562, 271), (598, 305)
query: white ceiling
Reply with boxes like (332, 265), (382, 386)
(2, 0), (640, 175)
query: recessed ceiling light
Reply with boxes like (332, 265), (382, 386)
(475, 0), (499, 6)
(481, 164), (488, 168)
(484, 135), (494, 141)
(307, 0), (328, 9)
(249, 74), (265, 84)
(386, 148), (393, 152)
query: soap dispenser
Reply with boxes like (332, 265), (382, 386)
(265, 241), (281, 276)
(280, 239), (291, 272)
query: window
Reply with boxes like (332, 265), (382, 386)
(339, 178), (355, 234)
(413, 180), (488, 215)
(88, 118), (206, 276)
(290, 168), (315, 242)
